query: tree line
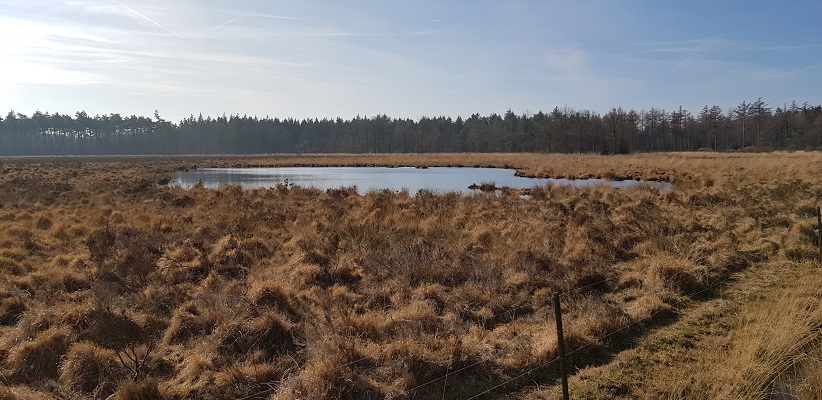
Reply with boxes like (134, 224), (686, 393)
(2, 99), (822, 156)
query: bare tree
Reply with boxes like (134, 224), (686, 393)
(750, 97), (771, 147)
(734, 101), (750, 148)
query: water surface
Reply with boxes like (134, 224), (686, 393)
(170, 167), (671, 194)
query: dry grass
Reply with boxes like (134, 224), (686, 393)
(0, 152), (820, 398)
(672, 261), (822, 399)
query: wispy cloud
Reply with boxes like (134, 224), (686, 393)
(638, 38), (822, 54)
(544, 47), (588, 75)
(281, 32), (405, 37)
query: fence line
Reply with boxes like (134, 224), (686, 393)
(237, 205), (822, 399)
(238, 265), (735, 400)
(463, 272), (736, 399)
(407, 269), (732, 398)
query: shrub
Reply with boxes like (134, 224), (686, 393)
(86, 227), (116, 267)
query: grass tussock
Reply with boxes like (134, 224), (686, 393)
(5, 327), (72, 382)
(59, 342), (127, 398)
(0, 152), (821, 398)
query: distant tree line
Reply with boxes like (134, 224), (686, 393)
(2, 99), (822, 156)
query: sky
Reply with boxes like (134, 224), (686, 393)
(2, 0), (822, 122)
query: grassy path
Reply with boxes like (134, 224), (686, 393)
(520, 259), (822, 399)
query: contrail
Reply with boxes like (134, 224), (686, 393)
(216, 17), (242, 29)
(116, 2), (186, 39)
(215, 13), (303, 30)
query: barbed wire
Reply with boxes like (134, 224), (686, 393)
(462, 272), (736, 399)
(238, 268), (736, 400)
(406, 268), (733, 397)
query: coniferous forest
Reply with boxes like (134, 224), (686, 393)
(2, 99), (822, 155)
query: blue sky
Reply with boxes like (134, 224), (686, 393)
(2, 0), (821, 122)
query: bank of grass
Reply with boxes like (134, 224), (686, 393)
(525, 259), (822, 400)
(0, 152), (820, 399)
(713, 262), (822, 399)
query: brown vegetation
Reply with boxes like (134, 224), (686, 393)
(0, 152), (820, 398)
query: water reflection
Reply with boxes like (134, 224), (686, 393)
(169, 167), (671, 194)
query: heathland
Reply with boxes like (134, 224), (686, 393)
(0, 152), (820, 399)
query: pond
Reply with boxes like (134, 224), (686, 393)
(169, 167), (672, 194)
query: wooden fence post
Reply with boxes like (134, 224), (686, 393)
(817, 206), (821, 256)
(553, 292), (570, 400)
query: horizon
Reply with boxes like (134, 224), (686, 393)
(2, 1), (822, 122)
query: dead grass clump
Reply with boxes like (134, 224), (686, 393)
(329, 255), (364, 286)
(276, 336), (384, 400)
(13, 307), (55, 340)
(207, 235), (252, 279)
(0, 248), (28, 263)
(168, 354), (216, 397)
(384, 338), (457, 390)
(83, 310), (144, 350)
(622, 291), (673, 321)
(138, 282), (190, 318)
(0, 386), (55, 400)
(167, 240), (199, 263)
(0, 255), (25, 275)
(561, 225), (615, 266)
(720, 270), (822, 399)
(481, 321), (555, 371)
(32, 256), (91, 292)
(566, 295), (630, 342)
(156, 242), (208, 284)
(5, 327), (72, 382)
(247, 280), (297, 315)
(290, 248), (365, 289)
(211, 362), (292, 399)
(162, 300), (219, 345)
(795, 365), (822, 399)
(385, 299), (443, 336)
(216, 311), (297, 361)
(638, 256), (711, 296)
(0, 295), (27, 326)
(372, 238), (496, 287)
(240, 236), (272, 260)
(783, 220), (820, 260)
(59, 342), (127, 398)
(55, 269), (91, 293)
(569, 268), (614, 295)
(114, 378), (164, 400)
(107, 227), (163, 288)
(34, 216), (53, 231)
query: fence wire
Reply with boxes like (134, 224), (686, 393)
(238, 268), (736, 400)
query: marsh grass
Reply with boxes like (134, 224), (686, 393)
(704, 262), (822, 399)
(0, 152), (820, 398)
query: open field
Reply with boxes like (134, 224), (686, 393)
(0, 152), (821, 399)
